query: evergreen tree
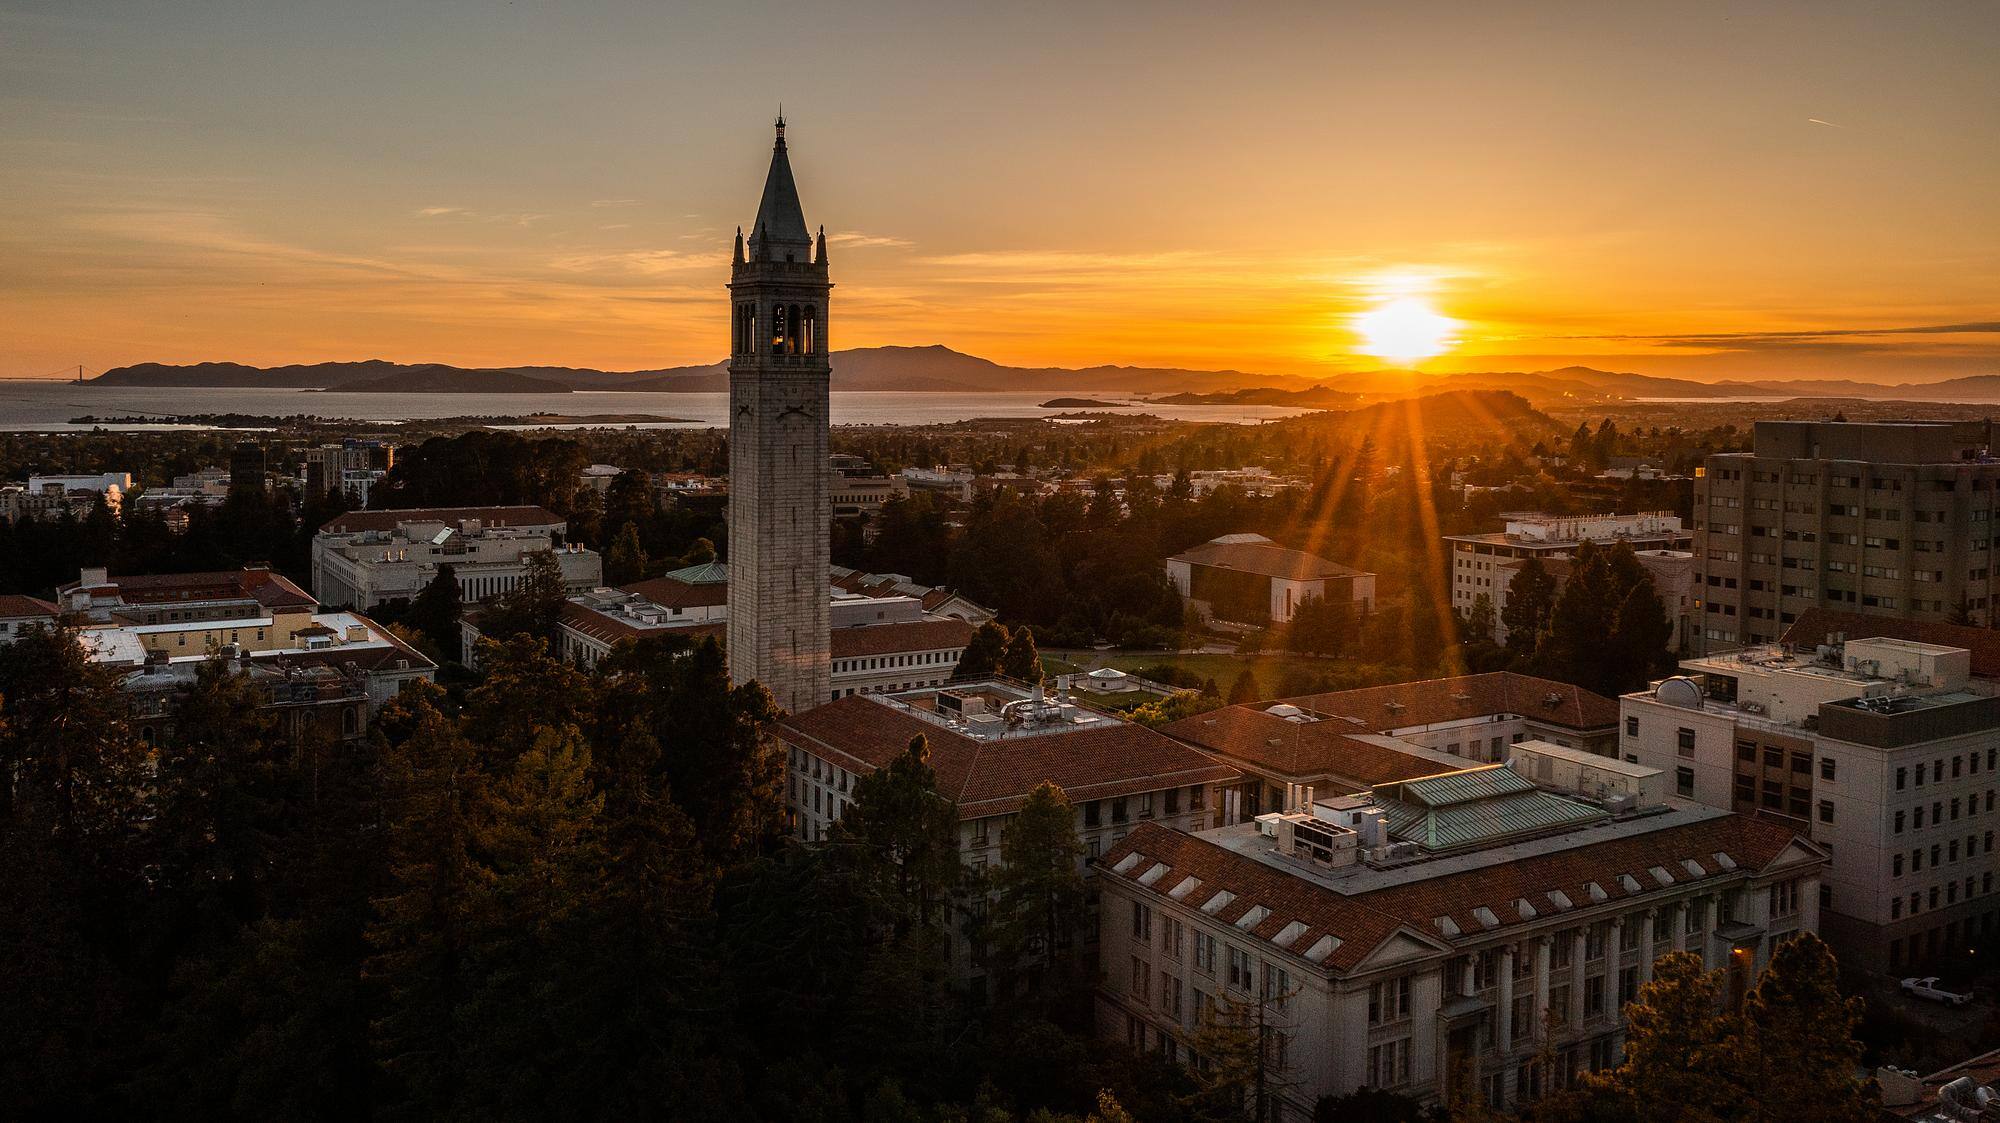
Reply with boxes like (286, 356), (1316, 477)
(1732, 933), (1878, 1123)
(955, 621), (1011, 680)
(986, 781), (1087, 1002)
(1501, 557), (1557, 654)
(1000, 624), (1043, 683)
(605, 521), (650, 585)
(1227, 668), (1262, 705)
(1583, 951), (1733, 1123)
(477, 549), (568, 648)
(366, 698), (487, 1119)
(836, 734), (962, 933)
(405, 564), (463, 661)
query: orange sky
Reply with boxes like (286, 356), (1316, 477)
(4, 2), (1998, 383)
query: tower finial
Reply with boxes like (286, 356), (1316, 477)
(775, 105), (786, 146)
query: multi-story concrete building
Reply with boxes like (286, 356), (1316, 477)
(1096, 757), (1823, 1116)
(1162, 672), (1620, 819)
(301, 439), (394, 501)
(1167, 534), (1376, 626)
(829, 453), (907, 517)
(726, 116), (832, 714)
(55, 565), (434, 720)
(1618, 624), (2000, 973)
(1446, 512), (1689, 620)
(1692, 419), (2000, 651)
(777, 679), (1241, 991)
(1489, 549), (1695, 650)
(311, 506), (600, 610)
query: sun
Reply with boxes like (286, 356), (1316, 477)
(1352, 295), (1461, 365)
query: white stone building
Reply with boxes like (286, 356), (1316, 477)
(311, 506), (601, 610)
(1096, 763), (1824, 1116)
(1618, 628), (2000, 973)
(1446, 512), (1690, 619)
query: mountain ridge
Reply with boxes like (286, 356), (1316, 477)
(86, 346), (2000, 403)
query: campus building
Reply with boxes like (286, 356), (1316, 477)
(1166, 534), (1376, 626)
(777, 680), (1240, 989)
(1161, 672), (1620, 819)
(311, 506), (600, 610)
(1692, 419), (2000, 651)
(1446, 512), (1689, 620)
(1617, 618), (2000, 973)
(1096, 753), (1822, 1116)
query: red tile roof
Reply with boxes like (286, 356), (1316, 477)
(777, 695), (1240, 819)
(56, 567), (316, 610)
(831, 617), (973, 659)
(620, 574), (730, 610)
(1169, 538), (1370, 582)
(1103, 814), (1811, 974)
(1782, 608), (2000, 679)
(0, 594), (58, 619)
(318, 506), (563, 534)
(1278, 672), (1619, 733)
(1162, 705), (1457, 787)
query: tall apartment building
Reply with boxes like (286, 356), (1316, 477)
(1445, 512), (1690, 620)
(1692, 419), (2000, 651)
(1618, 621), (2000, 973)
(1096, 754), (1822, 1115)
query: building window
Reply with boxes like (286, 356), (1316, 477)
(1368, 976), (1413, 1025)
(1676, 767), (1695, 797)
(1677, 728), (1696, 756)
(1818, 800), (1835, 825)
(1625, 716), (1639, 737)
(1131, 901), (1152, 944)
(1225, 946), (1253, 991)
(1367, 1039), (1411, 1088)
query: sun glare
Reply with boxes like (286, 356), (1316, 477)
(1353, 295), (1461, 365)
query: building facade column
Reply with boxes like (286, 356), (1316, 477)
(1498, 944), (1517, 1056)
(1638, 910), (1657, 984)
(1567, 929), (1586, 1027)
(1670, 901), (1688, 954)
(1533, 936), (1552, 1040)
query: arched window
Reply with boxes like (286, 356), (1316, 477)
(789, 305), (803, 356)
(772, 304), (790, 354)
(803, 305), (817, 354)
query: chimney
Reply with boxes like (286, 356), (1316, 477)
(79, 565), (108, 587)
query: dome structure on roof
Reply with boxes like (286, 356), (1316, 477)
(1654, 676), (1704, 710)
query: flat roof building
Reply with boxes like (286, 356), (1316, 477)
(1097, 758), (1822, 1114)
(311, 506), (600, 610)
(1162, 672), (1622, 819)
(1618, 624), (2000, 974)
(1692, 419), (2000, 651)
(1446, 512), (1690, 620)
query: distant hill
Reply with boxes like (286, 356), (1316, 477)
(316, 365), (572, 394)
(87, 348), (2000, 403)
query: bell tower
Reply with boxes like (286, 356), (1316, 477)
(727, 116), (832, 712)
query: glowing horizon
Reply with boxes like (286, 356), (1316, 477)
(3, 3), (1997, 384)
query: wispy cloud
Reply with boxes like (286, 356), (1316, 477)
(417, 206), (467, 218)
(589, 198), (641, 208)
(827, 231), (912, 249)
(546, 248), (716, 276)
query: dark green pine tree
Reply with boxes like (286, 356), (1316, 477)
(985, 780), (1088, 1005)
(604, 521), (650, 585)
(1501, 556), (1558, 654)
(835, 733), (962, 934)
(1731, 933), (1879, 1123)
(1000, 624), (1043, 683)
(953, 620), (1011, 680)
(475, 548), (568, 647)
(1226, 668), (1262, 705)
(405, 564), (463, 661)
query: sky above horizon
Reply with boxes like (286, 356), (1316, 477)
(3, 0), (1998, 384)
